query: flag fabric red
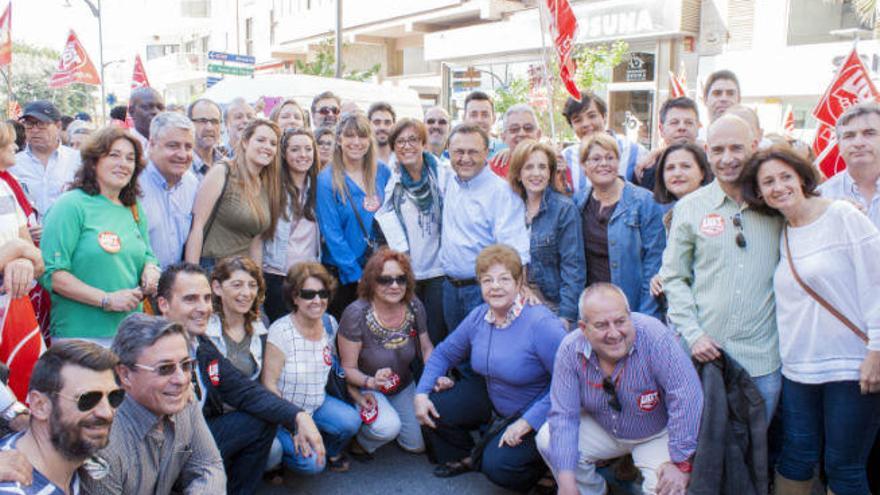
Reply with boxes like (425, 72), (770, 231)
(131, 54), (150, 89)
(811, 46), (880, 177)
(782, 105), (795, 136)
(48, 30), (101, 89)
(0, 294), (45, 401)
(0, 3), (11, 67)
(545, 0), (580, 100)
(669, 70), (686, 98)
(5, 100), (19, 120)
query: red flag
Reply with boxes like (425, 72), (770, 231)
(545, 0), (580, 100)
(0, 295), (45, 401)
(669, 70), (686, 98)
(811, 45), (880, 177)
(0, 3), (11, 67)
(131, 54), (150, 89)
(782, 105), (795, 136)
(5, 100), (19, 119)
(48, 30), (101, 89)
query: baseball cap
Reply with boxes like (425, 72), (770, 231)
(21, 101), (62, 123)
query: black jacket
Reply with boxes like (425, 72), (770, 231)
(688, 351), (769, 495)
(195, 335), (303, 433)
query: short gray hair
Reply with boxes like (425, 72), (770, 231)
(187, 98), (222, 121)
(836, 101), (880, 136)
(577, 283), (631, 323)
(149, 111), (194, 142)
(224, 97), (253, 122)
(112, 313), (187, 366)
(503, 104), (538, 130)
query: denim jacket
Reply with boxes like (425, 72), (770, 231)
(575, 181), (665, 318)
(528, 189), (585, 321)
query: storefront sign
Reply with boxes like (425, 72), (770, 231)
(576, 0), (676, 43)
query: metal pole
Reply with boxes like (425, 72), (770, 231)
(97, 0), (106, 123)
(536, 1), (559, 143)
(335, 0), (342, 78)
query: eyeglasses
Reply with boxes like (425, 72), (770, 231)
(602, 377), (622, 412)
(56, 389), (126, 412)
(299, 289), (330, 300)
(425, 118), (448, 126)
(587, 154), (618, 166)
(317, 106), (340, 116)
(731, 213), (747, 248)
(394, 136), (421, 148)
(192, 117), (221, 126)
(133, 357), (196, 377)
(507, 125), (536, 134)
(21, 119), (51, 130)
(376, 275), (407, 287)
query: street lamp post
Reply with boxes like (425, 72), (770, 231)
(79, 0), (106, 123)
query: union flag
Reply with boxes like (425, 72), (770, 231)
(0, 294), (45, 401)
(48, 30), (101, 89)
(131, 54), (150, 89)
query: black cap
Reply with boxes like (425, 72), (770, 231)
(21, 100), (62, 123)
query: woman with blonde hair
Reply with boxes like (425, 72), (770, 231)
(316, 112), (391, 317)
(186, 118), (284, 270)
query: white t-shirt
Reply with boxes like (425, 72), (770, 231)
(0, 179), (26, 245)
(774, 201), (880, 384)
(267, 315), (336, 413)
(399, 197), (443, 280)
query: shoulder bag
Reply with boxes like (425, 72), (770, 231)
(342, 185), (377, 265)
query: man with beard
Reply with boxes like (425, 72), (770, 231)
(81, 313), (226, 494)
(224, 98), (255, 154)
(0, 340), (121, 494)
(488, 104), (542, 177)
(424, 106), (451, 161)
(311, 91), (341, 130)
(155, 262), (324, 494)
(368, 101), (396, 166)
(128, 87), (166, 152)
(187, 98), (227, 180)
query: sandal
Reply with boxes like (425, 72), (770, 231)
(327, 453), (351, 473)
(433, 460), (472, 478)
(348, 438), (374, 462)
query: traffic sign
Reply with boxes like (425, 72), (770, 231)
(207, 51), (255, 65)
(207, 64), (254, 76)
(206, 76), (223, 88)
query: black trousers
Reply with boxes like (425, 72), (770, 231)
(263, 272), (287, 324)
(328, 282), (358, 320)
(207, 411), (276, 495)
(423, 374), (546, 493)
(416, 276), (447, 346)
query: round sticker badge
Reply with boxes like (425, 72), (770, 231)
(699, 213), (725, 237)
(363, 195), (380, 213)
(97, 231), (121, 253)
(322, 345), (332, 366)
(637, 390), (660, 412)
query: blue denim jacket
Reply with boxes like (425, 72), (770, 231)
(528, 189), (585, 322)
(575, 181), (666, 318)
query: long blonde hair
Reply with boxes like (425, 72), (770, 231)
(330, 112), (378, 201)
(231, 118), (284, 239)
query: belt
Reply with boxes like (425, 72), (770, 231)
(445, 276), (477, 288)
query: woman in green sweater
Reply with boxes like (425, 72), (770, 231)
(40, 126), (159, 346)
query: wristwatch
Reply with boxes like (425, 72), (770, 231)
(1, 402), (28, 422)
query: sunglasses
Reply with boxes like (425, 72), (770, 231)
(299, 289), (330, 300)
(133, 357), (196, 377)
(602, 376), (622, 412)
(731, 213), (747, 249)
(56, 389), (126, 412)
(425, 118), (448, 126)
(376, 275), (407, 287)
(318, 106), (340, 116)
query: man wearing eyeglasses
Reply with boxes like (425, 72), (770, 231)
(10, 100), (82, 220)
(660, 114), (783, 420)
(310, 91), (341, 130)
(488, 104), (542, 178)
(155, 262), (325, 494)
(536, 284), (702, 495)
(187, 98), (227, 180)
(0, 340), (121, 494)
(424, 106), (451, 161)
(81, 313), (226, 494)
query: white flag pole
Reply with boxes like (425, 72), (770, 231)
(536, 1), (559, 144)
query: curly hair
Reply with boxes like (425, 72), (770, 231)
(357, 248), (416, 304)
(210, 256), (266, 335)
(282, 262), (337, 313)
(71, 126), (145, 206)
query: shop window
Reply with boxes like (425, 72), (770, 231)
(787, 0), (873, 46)
(613, 52), (655, 83)
(609, 90), (654, 148)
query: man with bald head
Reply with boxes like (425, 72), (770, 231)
(424, 106), (451, 160)
(488, 104), (542, 177)
(224, 98), (255, 154)
(128, 87), (165, 150)
(660, 114), (783, 420)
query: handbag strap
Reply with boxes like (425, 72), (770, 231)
(342, 185), (371, 244)
(784, 225), (868, 344)
(202, 163), (230, 239)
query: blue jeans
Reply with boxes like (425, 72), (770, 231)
(777, 378), (880, 494)
(442, 280), (482, 333)
(751, 368), (782, 422)
(277, 395), (361, 474)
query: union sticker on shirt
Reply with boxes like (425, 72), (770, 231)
(97, 231), (121, 253)
(362, 195), (380, 213)
(699, 213), (725, 237)
(637, 390), (660, 412)
(323, 345), (332, 366)
(208, 359), (220, 386)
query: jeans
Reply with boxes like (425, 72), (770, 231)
(276, 395), (361, 474)
(751, 368), (782, 422)
(423, 373), (546, 493)
(777, 378), (880, 494)
(357, 383), (425, 454)
(207, 411), (276, 495)
(416, 276), (447, 345)
(441, 280), (482, 333)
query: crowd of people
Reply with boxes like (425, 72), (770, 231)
(0, 68), (877, 495)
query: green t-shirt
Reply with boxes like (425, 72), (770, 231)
(39, 189), (158, 339)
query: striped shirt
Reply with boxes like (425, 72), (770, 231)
(660, 180), (783, 376)
(0, 432), (80, 494)
(547, 314), (702, 473)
